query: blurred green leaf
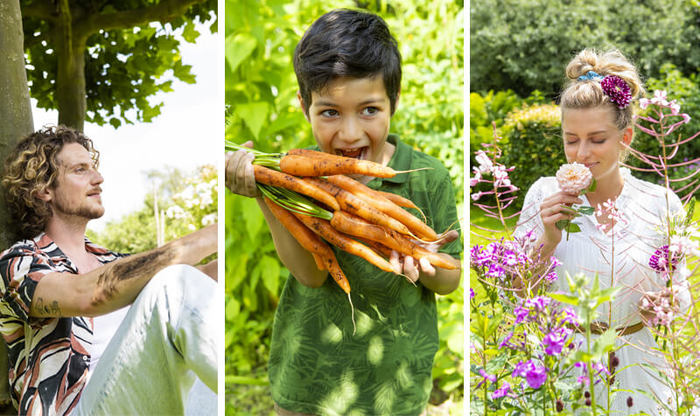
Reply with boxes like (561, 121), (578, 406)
(226, 33), (257, 73)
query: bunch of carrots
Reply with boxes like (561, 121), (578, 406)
(226, 142), (459, 298)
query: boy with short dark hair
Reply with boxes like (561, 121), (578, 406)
(227, 9), (462, 415)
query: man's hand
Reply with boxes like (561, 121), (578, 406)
(225, 141), (260, 198)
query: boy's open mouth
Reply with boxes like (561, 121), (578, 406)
(336, 147), (368, 160)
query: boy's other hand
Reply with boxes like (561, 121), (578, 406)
(225, 141), (260, 198)
(390, 230), (459, 282)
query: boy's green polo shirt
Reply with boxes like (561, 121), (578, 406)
(269, 135), (461, 416)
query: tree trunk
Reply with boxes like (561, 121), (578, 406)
(0, 0), (33, 246)
(55, 1), (87, 131)
(0, 0), (33, 407)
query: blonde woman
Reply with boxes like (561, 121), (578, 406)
(515, 49), (691, 414)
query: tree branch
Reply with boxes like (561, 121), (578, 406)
(20, 2), (57, 21)
(79, 0), (208, 36)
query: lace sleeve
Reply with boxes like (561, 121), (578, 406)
(514, 178), (547, 241)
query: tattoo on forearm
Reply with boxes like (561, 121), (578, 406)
(91, 248), (174, 307)
(35, 296), (62, 316)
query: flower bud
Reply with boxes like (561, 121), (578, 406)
(585, 399), (592, 406)
(627, 397), (634, 407)
(611, 356), (620, 368)
(556, 400), (564, 412)
(584, 391), (590, 398)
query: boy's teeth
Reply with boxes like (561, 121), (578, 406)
(340, 148), (362, 158)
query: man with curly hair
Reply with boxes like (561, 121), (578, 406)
(0, 126), (217, 415)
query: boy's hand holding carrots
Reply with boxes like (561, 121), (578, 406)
(391, 229), (460, 282)
(226, 140), (260, 198)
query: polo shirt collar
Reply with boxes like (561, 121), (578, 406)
(369, 134), (412, 186)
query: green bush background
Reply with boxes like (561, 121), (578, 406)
(225, 0), (465, 414)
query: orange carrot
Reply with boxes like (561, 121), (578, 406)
(325, 175), (438, 241)
(254, 165), (339, 211)
(375, 190), (419, 210)
(293, 212), (395, 274)
(311, 252), (326, 271)
(264, 197), (351, 293)
(320, 252), (352, 295)
(330, 210), (460, 270)
(305, 178), (413, 237)
(264, 196), (331, 256)
(281, 150), (398, 178)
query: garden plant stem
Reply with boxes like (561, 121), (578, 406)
(656, 110), (683, 413)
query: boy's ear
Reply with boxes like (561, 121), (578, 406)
(297, 91), (310, 122)
(392, 90), (401, 116)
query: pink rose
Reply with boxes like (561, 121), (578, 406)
(556, 162), (592, 194)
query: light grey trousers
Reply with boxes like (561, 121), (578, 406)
(74, 265), (217, 416)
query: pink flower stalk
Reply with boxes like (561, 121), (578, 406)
(556, 162), (593, 194)
(642, 296), (674, 326)
(669, 234), (700, 257)
(594, 199), (628, 236)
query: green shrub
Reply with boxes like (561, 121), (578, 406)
(470, 0), (700, 97)
(499, 103), (565, 210)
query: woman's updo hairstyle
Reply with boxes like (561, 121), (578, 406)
(561, 48), (645, 131)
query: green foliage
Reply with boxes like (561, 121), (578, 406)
(470, 0), (700, 97)
(21, 0), (217, 127)
(470, 90), (522, 149)
(225, 0), (464, 412)
(472, 101), (565, 210)
(88, 164), (217, 253)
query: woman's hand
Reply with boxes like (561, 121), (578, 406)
(536, 191), (583, 252)
(639, 287), (680, 326)
(225, 140), (261, 198)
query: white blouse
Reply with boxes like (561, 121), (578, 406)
(516, 168), (691, 414)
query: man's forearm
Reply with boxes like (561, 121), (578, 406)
(30, 224), (217, 318)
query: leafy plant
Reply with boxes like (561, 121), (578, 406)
(470, 0), (700, 98)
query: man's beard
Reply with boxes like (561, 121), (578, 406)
(52, 198), (104, 220)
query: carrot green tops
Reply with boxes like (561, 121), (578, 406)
(269, 135), (462, 416)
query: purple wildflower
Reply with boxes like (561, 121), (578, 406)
(601, 75), (632, 109)
(649, 245), (678, 274)
(499, 331), (514, 348)
(525, 365), (547, 389)
(514, 305), (530, 324)
(476, 369), (496, 388)
(542, 327), (573, 355)
(512, 360), (547, 389)
(512, 360), (532, 378)
(560, 307), (579, 327)
(469, 288), (475, 300)
(529, 296), (551, 311)
(513, 296), (551, 324)
(491, 381), (512, 399)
